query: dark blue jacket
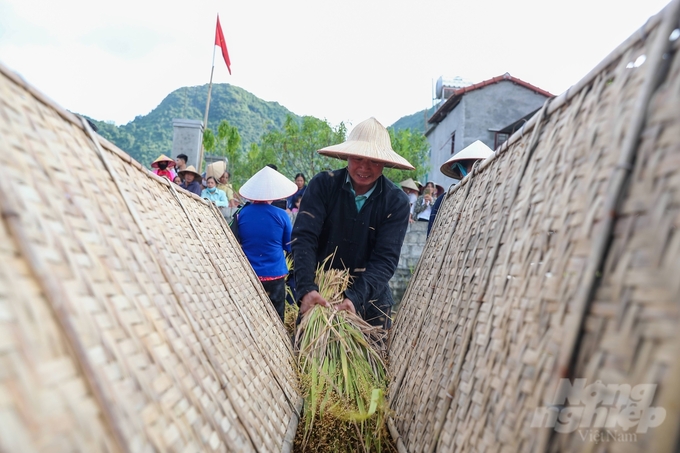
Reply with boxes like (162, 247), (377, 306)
(287, 186), (307, 209)
(292, 168), (410, 315)
(180, 180), (202, 196)
(428, 195), (443, 236)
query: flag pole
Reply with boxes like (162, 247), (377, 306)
(199, 44), (217, 172)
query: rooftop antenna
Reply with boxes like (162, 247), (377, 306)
(428, 77), (436, 127)
(432, 77), (436, 107)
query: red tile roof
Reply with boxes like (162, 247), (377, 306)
(428, 73), (554, 124)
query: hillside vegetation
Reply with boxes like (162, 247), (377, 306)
(84, 83), (430, 174)
(389, 106), (437, 133)
(85, 83), (299, 167)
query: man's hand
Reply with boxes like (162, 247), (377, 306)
(300, 290), (330, 314)
(335, 298), (356, 315)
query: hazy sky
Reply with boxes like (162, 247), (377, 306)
(0, 0), (671, 130)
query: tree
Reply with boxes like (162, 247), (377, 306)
(251, 117), (429, 187)
(201, 116), (429, 195)
(383, 128), (430, 185)
(236, 142), (277, 188)
(258, 115), (347, 179)
(202, 119), (242, 171)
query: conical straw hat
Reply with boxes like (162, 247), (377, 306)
(317, 117), (415, 170)
(239, 166), (298, 202)
(206, 160), (227, 180)
(440, 140), (494, 179)
(400, 178), (419, 192)
(151, 154), (176, 169)
(178, 165), (202, 180)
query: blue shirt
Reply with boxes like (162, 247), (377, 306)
(237, 203), (292, 278)
(201, 187), (228, 207)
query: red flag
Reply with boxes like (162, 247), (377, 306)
(215, 15), (231, 74)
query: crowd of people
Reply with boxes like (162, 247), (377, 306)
(151, 153), (242, 210)
(149, 122), (494, 329)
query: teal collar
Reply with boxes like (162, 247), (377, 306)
(346, 172), (377, 212)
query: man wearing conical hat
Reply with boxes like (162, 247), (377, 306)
(178, 165), (203, 196)
(291, 117), (414, 328)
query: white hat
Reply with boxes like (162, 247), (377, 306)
(239, 166), (298, 201)
(318, 117), (415, 170)
(440, 140), (494, 179)
(400, 178), (420, 192)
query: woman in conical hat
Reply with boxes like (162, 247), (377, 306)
(440, 140), (494, 180)
(400, 178), (419, 193)
(205, 160), (227, 181)
(291, 117), (413, 327)
(178, 165), (203, 196)
(237, 166), (298, 322)
(427, 140), (495, 237)
(151, 154), (177, 181)
(400, 178), (420, 222)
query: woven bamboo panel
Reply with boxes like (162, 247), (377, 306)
(552, 21), (680, 453)
(389, 2), (680, 452)
(0, 62), (300, 452)
(389, 127), (532, 452)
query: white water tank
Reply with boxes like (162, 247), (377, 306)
(435, 76), (474, 99)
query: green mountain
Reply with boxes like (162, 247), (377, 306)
(85, 82), (430, 168)
(85, 84), (300, 167)
(389, 106), (436, 133)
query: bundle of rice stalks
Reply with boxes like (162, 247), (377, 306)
(284, 301), (299, 338)
(294, 260), (393, 452)
(282, 253), (299, 337)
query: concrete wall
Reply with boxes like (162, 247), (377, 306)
(171, 119), (203, 169)
(427, 99), (466, 189)
(389, 220), (428, 311)
(426, 80), (548, 187)
(464, 82), (547, 147)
